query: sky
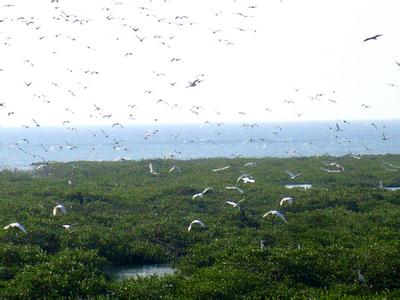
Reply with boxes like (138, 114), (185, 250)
(0, 0), (399, 127)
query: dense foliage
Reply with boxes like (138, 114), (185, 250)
(0, 155), (399, 298)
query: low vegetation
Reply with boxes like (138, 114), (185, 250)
(0, 155), (399, 298)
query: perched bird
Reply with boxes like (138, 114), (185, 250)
(188, 219), (206, 231)
(263, 210), (288, 223)
(4, 222), (27, 233)
(53, 204), (67, 216)
(363, 34), (383, 42)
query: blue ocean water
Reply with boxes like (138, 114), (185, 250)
(0, 120), (399, 169)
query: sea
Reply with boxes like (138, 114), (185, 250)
(0, 120), (399, 170)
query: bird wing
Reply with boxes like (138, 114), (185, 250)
(202, 187), (213, 194)
(285, 170), (294, 177)
(192, 193), (203, 200)
(225, 201), (236, 206)
(263, 211), (274, 218)
(276, 212), (288, 223)
(59, 205), (66, 214)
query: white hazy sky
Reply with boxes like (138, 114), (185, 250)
(0, 0), (399, 126)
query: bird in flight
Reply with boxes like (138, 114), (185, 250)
(53, 204), (67, 216)
(225, 186), (244, 194)
(263, 210), (288, 223)
(284, 170), (302, 180)
(188, 219), (206, 231)
(149, 163), (160, 175)
(363, 34), (382, 42)
(279, 197), (294, 206)
(225, 199), (244, 209)
(4, 222), (28, 233)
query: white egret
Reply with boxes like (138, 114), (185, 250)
(202, 187), (214, 194)
(244, 162), (257, 167)
(279, 197), (294, 206)
(237, 174), (255, 183)
(169, 165), (181, 173)
(225, 199), (244, 208)
(285, 170), (302, 180)
(320, 162), (345, 173)
(262, 210), (288, 223)
(4, 222), (27, 233)
(35, 164), (47, 170)
(192, 192), (204, 200)
(212, 166), (230, 172)
(188, 219), (206, 231)
(225, 186), (244, 194)
(149, 163), (160, 175)
(192, 187), (214, 199)
(53, 204), (67, 216)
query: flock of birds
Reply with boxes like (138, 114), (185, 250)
(0, 0), (398, 167)
(1, 2), (398, 289)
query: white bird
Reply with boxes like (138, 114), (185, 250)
(202, 187), (214, 194)
(53, 204), (67, 216)
(237, 174), (255, 183)
(62, 224), (71, 229)
(225, 186), (244, 194)
(262, 210), (288, 223)
(169, 165), (181, 173)
(279, 197), (294, 206)
(192, 192), (204, 200)
(4, 222), (27, 233)
(212, 165), (230, 172)
(244, 162), (257, 167)
(192, 187), (214, 199)
(320, 162), (345, 173)
(188, 219), (206, 231)
(225, 199), (244, 208)
(285, 170), (302, 180)
(35, 164), (48, 170)
(149, 163), (160, 175)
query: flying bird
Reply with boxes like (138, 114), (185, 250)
(53, 204), (67, 216)
(169, 165), (181, 173)
(149, 163), (160, 175)
(225, 186), (244, 194)
(284, 170), (302, 180)
(192, 187), (214, 199)
(363, 34), (382, 42)
(237, 174), (255, 183)
(4, 222), (27, 233)
(225, 199), (244, 209)
(188, 219), (206, 231)
(212, 166), (230, 172)
(262, 210), (288, 223)
(279, 197), (294, 206)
